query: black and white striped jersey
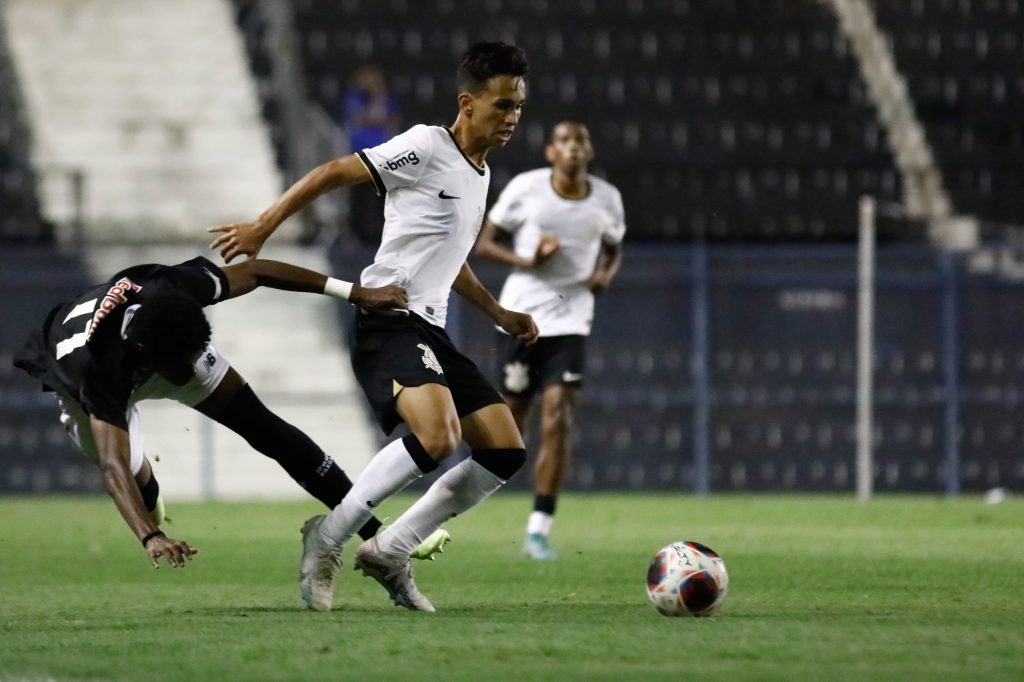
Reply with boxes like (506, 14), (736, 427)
(13, 257), (229, 428)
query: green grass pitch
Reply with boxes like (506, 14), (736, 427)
(1, 493), (1022, 681)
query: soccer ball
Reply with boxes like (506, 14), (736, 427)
(646, 541), (729, 617)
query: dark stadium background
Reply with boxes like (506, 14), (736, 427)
(3, 0), (1022, 496)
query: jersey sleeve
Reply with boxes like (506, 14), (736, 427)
(601, 188), (627, 245)
(155, 257), (230, 307)
(486, 174), (530, 233)
(356, 124), (433, 196)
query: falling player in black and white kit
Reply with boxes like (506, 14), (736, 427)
(13, 256), (418, 568)
(209, 42), (536, 612)
(476, 121), (625, 560)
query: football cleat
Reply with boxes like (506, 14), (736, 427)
(522, 532), (557, 560)
(354, 537), (435, 612)
(409, 528), (451, 561)
(298, 514), (343, 612)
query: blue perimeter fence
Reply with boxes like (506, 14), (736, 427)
(3, 243), (1023, 495)
(447, 243), (1024, 495)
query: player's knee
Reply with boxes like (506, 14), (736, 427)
(472, 447), (527, 481)
(416, 419), (462, 460)
(542, 402), (573, 434)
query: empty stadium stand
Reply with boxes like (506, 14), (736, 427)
(874, 0), (1024, 230)
(232, 0), (903, 241)
(262, 3), (1021, 494)
(0, 17), (48, 242)
(0, 16), (88, 492)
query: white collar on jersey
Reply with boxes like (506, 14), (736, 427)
(120, 304), (141, 340)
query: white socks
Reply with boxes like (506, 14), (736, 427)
(527, 510), (554, 537)
(375, 457), (505, 556)
(318, 437), (428, 546)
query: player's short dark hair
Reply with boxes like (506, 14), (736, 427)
(128, 292), (211, 363)
(549, 120), (588, 143)
(456, 41), (530, 94)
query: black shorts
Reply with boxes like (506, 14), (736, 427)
(496, 333), (587, 398)
(350, 312), (504, 434)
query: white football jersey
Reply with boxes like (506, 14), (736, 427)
(357, 124), (489, 327)
(487, 168), (626, 336)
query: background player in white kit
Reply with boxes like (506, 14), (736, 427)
(209, 42), (536, 612)
(475, 121), (625, 560)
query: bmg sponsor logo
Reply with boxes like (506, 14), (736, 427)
(382, 150), (420, 171)
(87, 277), (142, 339)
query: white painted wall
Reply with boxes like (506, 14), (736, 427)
(3, 0), (287, 241)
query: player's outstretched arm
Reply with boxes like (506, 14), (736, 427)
(475, 220), (558, 268)
(208, 155), (372, 263)
(89, 416), (197, 568)
(453, 262), (538, 344)
(220, 259), (408, 312)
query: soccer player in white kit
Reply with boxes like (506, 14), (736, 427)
(209, 42), (537, 612)
(476, 121), (625, 560)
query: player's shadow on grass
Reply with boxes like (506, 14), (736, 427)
(191, 605), (425, 616)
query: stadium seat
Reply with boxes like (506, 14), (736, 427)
(875, 1), (1024, 224)
(225, 0), (905, 240)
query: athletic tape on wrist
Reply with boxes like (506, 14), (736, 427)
(323, 277), (354, 300)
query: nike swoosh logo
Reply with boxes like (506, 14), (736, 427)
(438, 189), (461, 200)
(367, 500), (378, 508)
(561, 371), (583, 382)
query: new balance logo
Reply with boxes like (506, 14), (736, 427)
(315, 456), (334, 477)
(382, 150), (420, 170)
(438, 189), (460, 200)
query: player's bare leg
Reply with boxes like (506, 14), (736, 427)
(359, 401), (526, 611)
(504, 393), (534, 432)
(352, 383), (461, 612)
(301, 383), (457, 611)
(524, 384), (578, 560)
(133, 458), (165, 526)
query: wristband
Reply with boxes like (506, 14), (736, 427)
(323, 277), (354, 301)
(141, 530), (165, 547)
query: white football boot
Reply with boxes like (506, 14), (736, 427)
(354, 537), (435, 612)
(298, 514), (343, 612)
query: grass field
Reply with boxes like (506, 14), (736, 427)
(1, 493), (1022, 681)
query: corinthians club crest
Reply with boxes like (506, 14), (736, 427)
(417, 343), (443, 374)
(503, 361), (529, 393)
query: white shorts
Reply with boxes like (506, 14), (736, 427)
(57, 344), (231, 474)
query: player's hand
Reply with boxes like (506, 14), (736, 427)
(497, 308), (539, 345)
(532, 234), (560, 267)
(586, 272), (611, 295)
(207, 221), (267, 263)
(351, 284), (409, 312)
(145, 533), (198, 569)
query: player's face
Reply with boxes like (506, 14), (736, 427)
(469, 75), (527, 148)
(546, 123), (594, 172)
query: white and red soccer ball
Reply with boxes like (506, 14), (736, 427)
(646, 541), (729, 617)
